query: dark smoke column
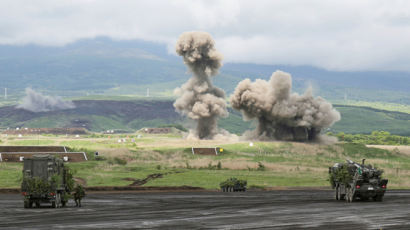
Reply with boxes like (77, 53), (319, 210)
(174, 31), (228, 139)
(230, 70), (341, 141)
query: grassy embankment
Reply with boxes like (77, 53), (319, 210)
(1, 133), (410, 189)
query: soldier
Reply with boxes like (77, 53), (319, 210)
(73, 184), (85, 207)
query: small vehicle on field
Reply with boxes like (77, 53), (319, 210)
(220, 177), (247, 192)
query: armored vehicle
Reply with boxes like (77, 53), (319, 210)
(220, 178), (247, 192)
(329, 159), (388, 202)
(21, 155), (74, 208)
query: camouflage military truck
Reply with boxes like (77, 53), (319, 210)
(329, 159), (388, 202)
(21, 155), (74, 208)
(220, 178), (247, 192)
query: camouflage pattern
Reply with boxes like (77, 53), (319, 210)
(74, 185), (85, 207)
(220, 178), (247, 192)
(21, 155), (74, 208)
(329, 159), (388, 202)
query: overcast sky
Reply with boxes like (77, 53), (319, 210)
(2, 0), (410, 72)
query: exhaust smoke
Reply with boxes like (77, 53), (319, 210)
(230, 70), (340, 141)
(173, 31), (228, 139)
(16, 88), (75, 112)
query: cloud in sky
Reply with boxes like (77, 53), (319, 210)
(1, 0), (410, 71)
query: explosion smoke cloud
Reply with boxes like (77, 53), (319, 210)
(16, 88), (75, 112)
(173, 31), (228, 139)
(230, 70), (340, 141)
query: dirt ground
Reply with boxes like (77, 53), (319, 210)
(1, 190), (410, 229)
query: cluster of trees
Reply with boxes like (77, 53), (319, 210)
(329, 131), (410, 145)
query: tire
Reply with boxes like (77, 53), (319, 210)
(335, 186), (339, 200)
(56, 193), (61, 208)
(35, 201), (40, 208)
(338, 186), (343, 200)
(361, 196), (368, 201)
(51, 201), (56, 208)
(374, 195), (383, 202)
(24, 201), (29, 208)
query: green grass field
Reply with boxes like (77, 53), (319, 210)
(1, 133), (410, 190)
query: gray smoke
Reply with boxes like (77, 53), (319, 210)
(230, 70), (341, 141)
(174, 31), (228, 139)
(16, 88), (75, 112)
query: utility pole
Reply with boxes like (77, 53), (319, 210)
(4, 88), (7, 100)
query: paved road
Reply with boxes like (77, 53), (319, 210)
(1, 190), (410, 229)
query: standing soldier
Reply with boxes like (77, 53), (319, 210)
(73, 184), (85, 207)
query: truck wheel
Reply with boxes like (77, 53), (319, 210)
(29, 201), (33, 208)
(56, 193), (61, 208)
(374, 195), (383, 202)
(335, 186), (339, 200)
(51, 201), (56, 208)
(338, 186), (344, 200)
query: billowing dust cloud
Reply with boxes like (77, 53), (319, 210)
(16, 88), (75, 112)
(230, 70), (340, 141)
(173, 31), (228, 139)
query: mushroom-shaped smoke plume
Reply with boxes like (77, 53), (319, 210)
(173, 31), (228, 139)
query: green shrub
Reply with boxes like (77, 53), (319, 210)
(219, 177), (247, 188)
(113, 157), (127, 165)
(217, 161), (222, 170)
(257, 162), (266, 171)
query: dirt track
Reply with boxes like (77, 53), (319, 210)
(1, 190), (410, 229)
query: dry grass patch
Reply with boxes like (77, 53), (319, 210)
(367, 145), (410, 155)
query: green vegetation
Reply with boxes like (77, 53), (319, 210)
(330, 165), (352, 186)
(330, 131), (410, 145)
(333, 100), (410, 114)
(21, 177), (53, 194)
(2, 99), (410, 136)
(8, 139), (56, 146)
(1, 134), (410, 189)
(331, 105), (410, 136)
(219, 177), (247, 189)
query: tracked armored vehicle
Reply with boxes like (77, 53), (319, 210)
(329, 159), (388, 202)
(220, 178), (247, 192)
(21, 155), (74, 208)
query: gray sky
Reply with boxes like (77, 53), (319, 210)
(1, 0), (410, 71)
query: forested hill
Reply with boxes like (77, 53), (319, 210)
(0, 37), (409, 104)
(0, 99), (408, 136)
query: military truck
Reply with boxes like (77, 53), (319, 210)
(220, 178), (247, 192)
(329, 159), (388, 202)
(21, 155), (74, 208)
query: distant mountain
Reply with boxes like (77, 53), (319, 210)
(0, 37), (409, 104)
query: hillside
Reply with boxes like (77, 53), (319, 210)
(0, 99), (408, 136)
(0, 37), (409, 105)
